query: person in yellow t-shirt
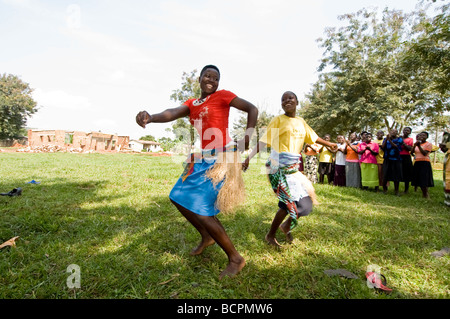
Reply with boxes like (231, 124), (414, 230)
(243, 91), (337, 247)
(374, 130), (386, 187)
(318, 134), (335, 184)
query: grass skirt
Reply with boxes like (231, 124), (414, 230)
(169, 147), (245, 216)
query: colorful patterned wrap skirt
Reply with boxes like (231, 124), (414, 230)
(266, 151), (312, 229)
(304, 155), (318, 183)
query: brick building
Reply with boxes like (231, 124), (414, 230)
(27, 129), (129, 152)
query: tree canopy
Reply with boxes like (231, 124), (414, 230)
(170, 70), (200, 146)
(0, 74), (38, 139)
(139, 134), (156, 141)
(299, 1), (449, 137)
(167, 1), (448, 142)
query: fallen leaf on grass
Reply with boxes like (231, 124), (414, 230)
(0, 236), (20, 249)
(158, 273), (180, 285)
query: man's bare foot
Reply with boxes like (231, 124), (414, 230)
(190, 238), (215, 256)
(265, 234), (282, 248)
(219, 256), (246, 280)
(279, 221), (293, 243)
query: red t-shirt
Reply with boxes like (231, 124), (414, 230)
(400, 137), (413, 155)
(183, 90), (237, 150)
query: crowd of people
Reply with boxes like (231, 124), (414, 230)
(300, 127), (436, 198)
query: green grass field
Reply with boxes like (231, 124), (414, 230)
(0, 152), (448, 299)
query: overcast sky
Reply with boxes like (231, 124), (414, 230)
(0, 0), (421, 140)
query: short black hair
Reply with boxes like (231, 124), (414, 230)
(284, 91), (298, 101)
(200, 65), (220, 78)
(421, 131), (429, 138)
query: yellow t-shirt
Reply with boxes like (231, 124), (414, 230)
(319, 147), (333, 163)
(374, 138), (384, 164)
(259, 115), (318, 154)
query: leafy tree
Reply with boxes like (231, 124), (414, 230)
(157, 136), (176, 152)
(170, 69), (202, 102)
(139, 134), (156, 141)
(403, 1), (449, 127)
(409, 1), (449, 96)
(301, 4), (448, 137)
(0, 74), (38, 139)
(170, 70), (200, 147)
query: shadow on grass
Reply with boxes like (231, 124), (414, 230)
(0, 176), (246, 298)
(0, 177), (138, 298)
(0, 171), (448, 299)
(240, 181), (449, 299)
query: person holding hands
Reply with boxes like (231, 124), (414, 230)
(381, 128), (403, 195)
(243, 91), (337, 247)
(318, 134), (335, 185)
(333, 135), (347, 187)
(357, 132), (380, 191)
(344, 132), (362, 188)
(303, 142), (321, 183)
(400, 127), (414, 194)
(411, 132), (434, 199)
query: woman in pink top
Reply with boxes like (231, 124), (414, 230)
(357, 132), (380, 191)
(411, 131), (434, 198)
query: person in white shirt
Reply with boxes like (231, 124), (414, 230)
(334, 135), (347, 186)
